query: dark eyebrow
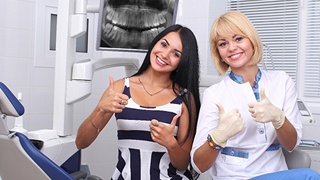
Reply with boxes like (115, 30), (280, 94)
(163, 38), (169, 45)
(163, 38), (183, 55)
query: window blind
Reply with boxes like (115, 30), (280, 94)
(226, 0), (299, 82)
(304, 0), (320, 97)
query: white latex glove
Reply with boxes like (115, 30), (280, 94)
(210, 103), (244, 148)
(248, 88), (285, 129)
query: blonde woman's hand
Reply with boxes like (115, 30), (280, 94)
(209, 103), (244, 148)
(248, 88), (285, 129)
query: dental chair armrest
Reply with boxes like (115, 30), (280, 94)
(70, 170), (87, 180)
(87, 175), (103, 180)
(282, 147), (311, 169)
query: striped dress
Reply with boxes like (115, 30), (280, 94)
(112, 78), (192, 180)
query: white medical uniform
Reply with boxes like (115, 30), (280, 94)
(191, 70), (302, 180)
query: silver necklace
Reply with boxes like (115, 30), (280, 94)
(139, 77), (171, 96)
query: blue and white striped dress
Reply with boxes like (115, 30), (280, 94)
(112, 78), (192, 180)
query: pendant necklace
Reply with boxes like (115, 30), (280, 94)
(139, 77), (171, 96)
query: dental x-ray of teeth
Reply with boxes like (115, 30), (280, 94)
(97, 0), (178, 52)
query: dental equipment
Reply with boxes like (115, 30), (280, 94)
(53, 0), (139, 137)
(23, 0), (139, 173)
(67, 57), (139, 104)
(10, 92), (28, 136)
(0, 82), (89, 179)
(0, 82), (24, 135)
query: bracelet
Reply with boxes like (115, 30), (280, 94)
(90, 119), (101, 133)
(207, 134), (223, 150)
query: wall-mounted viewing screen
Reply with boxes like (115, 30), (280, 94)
(96, 0), (179, 53)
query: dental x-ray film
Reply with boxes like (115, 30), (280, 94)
(96, 0), (179, 52)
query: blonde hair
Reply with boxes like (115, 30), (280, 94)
(210, 11), (263, 75)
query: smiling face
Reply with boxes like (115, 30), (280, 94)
(210, 11), (263, 75)
(149, 31), (183, 73)
(216, 33), (254, 72)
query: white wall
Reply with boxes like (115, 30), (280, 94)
(0, 0), (55, 132)
(0, 0), (214, 179)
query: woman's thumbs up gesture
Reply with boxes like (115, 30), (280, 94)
(209, 103), (244, 148)
(97, 76), (129, 113)
(248, 88), (285, 129)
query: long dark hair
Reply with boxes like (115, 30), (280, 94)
(133, 24), (201, 144)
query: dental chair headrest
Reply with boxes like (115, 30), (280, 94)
(0, 82), (24, 117)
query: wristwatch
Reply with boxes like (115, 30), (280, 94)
(207, 134), (222, 150)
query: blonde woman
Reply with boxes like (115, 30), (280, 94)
(191, 11), (320, 179)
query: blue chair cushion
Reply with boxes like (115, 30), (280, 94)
(15, 132), (74, 180)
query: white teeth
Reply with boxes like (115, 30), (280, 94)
(230, 53), (241, 59)
(106, 6), (167, 29)
(157, 57), (166, 65)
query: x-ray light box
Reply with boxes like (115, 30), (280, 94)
(96, 0), (179, 53)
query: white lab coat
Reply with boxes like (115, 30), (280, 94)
(191, 70), (302, 180)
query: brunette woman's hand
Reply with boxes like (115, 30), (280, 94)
(149, 114), (180, 148)
(97, 76), (129, 113)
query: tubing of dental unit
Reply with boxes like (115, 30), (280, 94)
(11, 92), (28, 136)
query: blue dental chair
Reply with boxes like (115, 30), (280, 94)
(0, 82), (95, 180)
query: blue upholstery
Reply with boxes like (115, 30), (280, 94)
(0, 81), (78, 180)
(15, 132), (74, 180)
(0, 82), (24, 116)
